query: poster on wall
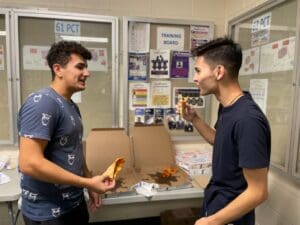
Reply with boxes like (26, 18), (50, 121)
(149, 49), (170, 79)
(128, 52), (148, 81)
(173, 87), (204, 108)
(157, 26), (184, 51)
(23, 45), (50, 70)
(260, 36), (295, 73)
(170, 51), (190, 78)
(188, 57), (196, 83)
(128, 22), (150, 53)
(87, 48), (108, 72)
(134, 108), (145, 124)
(251, 12), (272, 47)
(150, 80), (171, 108)
(190, 25), (210, 50)
(129, 82), (149, 110)
(240, 47), (260, 76)
(249, 79), (268, 114)
(0, 45), (4, 70)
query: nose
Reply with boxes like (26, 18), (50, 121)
(84, 68), (90, 77)
(193, 72), (198, 83)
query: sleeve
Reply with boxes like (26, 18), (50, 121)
(18, 94), (60, 141)
(234, 116), (271, 169)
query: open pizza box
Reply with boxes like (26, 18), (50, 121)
(85, 125), (191, 196)
(85, 128), (138, 195)
(132, 124), (191, 191)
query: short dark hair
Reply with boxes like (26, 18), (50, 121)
(191, 37), (242, 78)
(46, 41), (92, 80)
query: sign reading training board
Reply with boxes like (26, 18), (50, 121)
(157, 26), (184, 51)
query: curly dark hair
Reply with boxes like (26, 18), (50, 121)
(191, 37), (242, 78)
(46, 41), (92, 80)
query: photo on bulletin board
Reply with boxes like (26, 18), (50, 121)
(128, 52), (148, 81)
(173, 87), (205, 108)
(170, 51), (190, 78)
(129, 82), (150, 110)
(149, 49), (170, 79)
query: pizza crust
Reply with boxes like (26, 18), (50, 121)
(102, 157), (125, 179)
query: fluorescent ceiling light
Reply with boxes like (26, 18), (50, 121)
(60, 35), (109, 43)
(0, 31), (6, 36)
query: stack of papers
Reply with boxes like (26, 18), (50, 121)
(0, 172), (11, 185)
(175, 143), (212, 178)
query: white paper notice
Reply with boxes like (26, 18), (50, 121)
(150, 80), (171, 108)
(251, 12), (271, 47)
(128, 22), (150, 53)
(87, 48), (108, 72)
(190, 25), (210, 49)
(240, 47), (260, 76)
(23, 45), (50, 70)
(188, 57), (195, 83)
(129, 82), (149, 110)
(260, 36), (295, 73)
(249, 79), (268, 114)
(157, 26), (184, 50)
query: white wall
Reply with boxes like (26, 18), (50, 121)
(1, 1), (300, 225)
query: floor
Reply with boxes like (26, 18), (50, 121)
(90, 217), (161, 225)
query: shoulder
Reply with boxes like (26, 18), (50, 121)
(19, 88), (65, 121)
(233, 93), (270, 133)
(23, 88), (63, 110)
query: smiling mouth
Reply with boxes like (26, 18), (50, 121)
(79, 79), (86, 84)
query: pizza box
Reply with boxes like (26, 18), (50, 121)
(132, 124), (190, 189)
(85, 128), (137, 193)
(85, 125), (191, 194)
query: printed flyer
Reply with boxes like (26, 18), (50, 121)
(170, 51), (190, 78)
(128, 52), (148, 81)
(149, 49), (170, 79)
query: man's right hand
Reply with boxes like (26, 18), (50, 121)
(88, 175), (116, 194)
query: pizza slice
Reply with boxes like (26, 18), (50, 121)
(102, 157), (125, 179)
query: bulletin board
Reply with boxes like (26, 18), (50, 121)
(123, 17), (214, 140)
(228, 0), (297, 172)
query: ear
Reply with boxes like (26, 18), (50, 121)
(53, 64), (63, 79)
(215, 65), (225, 81)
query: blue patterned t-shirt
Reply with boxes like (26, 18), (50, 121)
(18, 87), (85, 221)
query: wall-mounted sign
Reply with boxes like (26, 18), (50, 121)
(251, 12), (272, 46)
(157, 26), (184, 50)
(54, 20), (81, 36)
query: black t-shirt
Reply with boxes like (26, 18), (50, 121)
(202, 92), (271, 225)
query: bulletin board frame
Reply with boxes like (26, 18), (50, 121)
(0, 9), (14, 145)
(227, 0), (300, 178)
(123, 16), (214, 141)
(8, 9), (119, 140)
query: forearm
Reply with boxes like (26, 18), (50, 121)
(20, 157), (90, 188)
(206, 187), (267, 224)
(203, 168), (269, 225)
(192, 116), (215, 145)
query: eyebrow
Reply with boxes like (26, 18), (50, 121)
(76, 62), (88, 68)
(194, 67), (200, 72)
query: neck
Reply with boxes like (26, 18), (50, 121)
(217, 84), (244, 107)
(50, 83), (72, 100)
(225, 92), (244, 107)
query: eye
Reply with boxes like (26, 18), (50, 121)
(76, 63), (86, 70)
(194, 68), (200, 73)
